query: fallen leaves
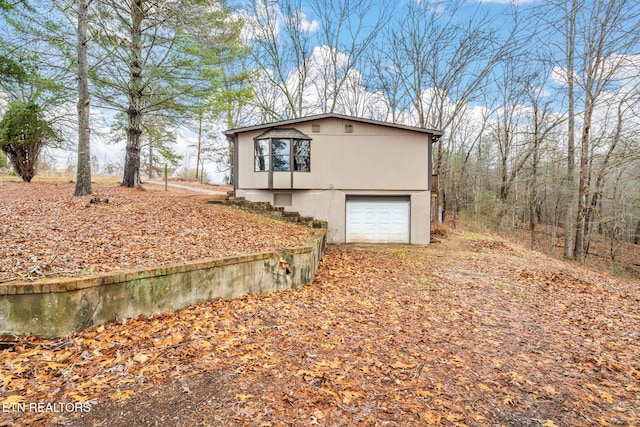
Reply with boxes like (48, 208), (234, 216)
(1, 224), (639, 426)
(111, 390), (135, 401)
(0, 180), (313, 283)
(132, 353), (149, 364)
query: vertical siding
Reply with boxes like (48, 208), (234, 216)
(236, 117), (429, 191)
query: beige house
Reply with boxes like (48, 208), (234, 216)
(225, 113), (442, 245)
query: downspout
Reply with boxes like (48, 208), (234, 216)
(230, 134), (239, 197)
(428, 135), (434, 192)
(429, 134), (441, 242)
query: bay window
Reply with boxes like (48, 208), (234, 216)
(254, 129), (311, 172)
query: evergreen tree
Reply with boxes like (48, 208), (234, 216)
(89, 0), (247, 187)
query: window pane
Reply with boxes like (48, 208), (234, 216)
(254, 140), (269, 172)
(272, 155), (290, 171)
(294, 156), (310, 172)
(255, 156), (269, 171)
(294, 140), (310, 156)
(272, 139), (290, 155)
(255, 139), (269, 156)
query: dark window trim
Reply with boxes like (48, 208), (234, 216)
(293, 139), (311, 173)
(254, 137), (311, 173)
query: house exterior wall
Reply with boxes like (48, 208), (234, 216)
(236, 117), (430, 192)
(233, 116), (433, 245)
(236, 188), (431, 244)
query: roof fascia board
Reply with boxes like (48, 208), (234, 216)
(224, 113), (443, 137)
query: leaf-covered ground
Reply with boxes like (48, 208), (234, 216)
(0, 180), (313, 283)
(1, 229), (638, 426)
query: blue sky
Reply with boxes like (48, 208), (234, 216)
(4, 0), (640, 182)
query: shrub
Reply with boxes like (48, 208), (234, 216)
(0, 101), (58, 182)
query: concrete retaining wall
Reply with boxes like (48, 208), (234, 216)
(0, 230), (326, 338)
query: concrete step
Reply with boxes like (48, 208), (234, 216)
(281, 211), (300, 218)
(206, 194), (327, 229)
(253, 202), (271, 210)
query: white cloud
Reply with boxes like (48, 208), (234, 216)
(550, 66), (576, 86)
(530, 85), (551, 98)
(288, 9), (319, 33)
(237, 1), (281, 42)
(607, 53), (640, 93)
(306, 45), (350, 82)
(239, 1), (318, 43)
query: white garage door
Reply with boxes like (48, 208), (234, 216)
(346, 196), (410, 243)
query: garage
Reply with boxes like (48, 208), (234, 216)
(345, 196), (410, 243)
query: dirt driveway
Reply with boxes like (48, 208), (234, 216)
(4, 232), (639, 426)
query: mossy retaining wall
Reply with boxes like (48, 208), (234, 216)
(0, 230), (326, 338)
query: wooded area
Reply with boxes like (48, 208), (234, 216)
(1, 0), (639, 265)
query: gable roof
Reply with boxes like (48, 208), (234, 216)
(224, 113), (443, 137)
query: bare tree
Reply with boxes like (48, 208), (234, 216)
(572, 1), (640, 262)
(485, 58), (533, 227)
(443, 105), (490, 229)
(243, 0), (312, 119)
(543, 0), (640, 262)
(522, 73), (566, 249)
(305, 0), (386, 115)
(1, 0), (95, 194)
(1, 0), (78, 145)
(366, 52), (406, 123)
(564, 0), (578, 259)
(381, 0), (522, 223)
(244, 0), (386, 119)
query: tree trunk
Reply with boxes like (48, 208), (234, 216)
(74, 0), (92, 196)
(496, 127), (509, 226)
(195, 113), (202, 181)
(148, 135), (153, 179)
(529, 109), (541, 249)
(122, 113), (143, 186)
(563, 0), (577, 260)
(122, 0), (144, 188)
(574, 89), (594, 263)
(584, 180), (601, 257)
(634, 220), (640, 245)
(123, 137), (141, 187)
